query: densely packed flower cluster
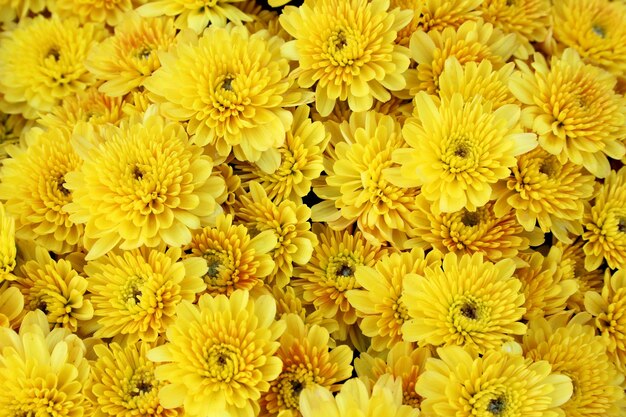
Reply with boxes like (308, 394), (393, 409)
(1, 0), (626, 416)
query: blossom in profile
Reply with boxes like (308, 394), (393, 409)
(50, 0), (146, 26)
(86, 246), (206, 343)
(65, 109), (225, 260)
(415, 345), (573, 417)
(395, 92), (536, 213)
(0, 282), (23, 328)
(0, 16), (104, 119)
(509, 48), (626, 178)
(279, 0), (412, 116)
(0, 202), (16, 283)
(147, 290), (285, 417)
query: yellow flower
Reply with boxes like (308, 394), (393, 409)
(184, 213), (276, 296)
(86, 246), (206, 343)
(416, 345), (573, 417)
(0, 127), (83, 253)
(235, 181), (317, 288)
(0, 0), (46, 23)
(403, 252), (526, 353)
(279, 0), (412, 116)
(260, 314), (353, 417)
(407, 196), (543, 264)
(0, 113), (29, 163)
(582, 167), (626, 271)
(395, 92), (537, 213)
(85, 12), (177, 96)
(0, 310), (91, 416)
(510, 48), (626, 178)
(0, 16), (104, 119)
(236, 105), (329, 204)
(299, 375), (418, 417)
(0, 282), (23, 328)
(406, 19), (517, 95)
(417, 0), (482, 32)
(523, 314), (626, 416)
(65, 109), (225, 260)
(552, 0), (626, 75)
(346, 248), (442, 351)
(50, 0), (145, 26)
(137, 0), (252, 33)
(0, 202), (16, 283)
(148, 290), (285, 417)
(145, 25), (310, 171)
(90, 341), (181, 417)
(493, 146), (596, 243)
(555, 239), (603, 312)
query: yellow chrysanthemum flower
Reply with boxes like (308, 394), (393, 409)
(418, 0), (482, 32)
(260, 314), (353, 417)
(145, 25), (310, 171)
(50, 0), (146, 26)
(184, 213), (276, 296)
(406, 19), (517, 95)
(416, 345), (573, 417)
(86, 246), (206, 343)
(235, 182), (317, 288)
(346, 248), (442, 351)
(0, 0), (46, 23)
(0, 16), (104, 119)
(493, 147), (596, 243)
(148, 290), (285, 417)
(279, 0), (412, 117)
(90, 341), (182, 417)
(299, 375), (418, 417)
(394, 92), (537, 213)
(407, 196), (543, 264)
(236, 105), (329, 204)
(402, 252), (526, 354)
(552, 0), (626, 75)
(65, 109), (225, 260)
(0, 282), (23, 328)
(355, 342), (431, 409)
(0, 113), (29, 162)
(0, 127), (83, 253)
(85, 12), (177, 96)
(523, 314), (626, 416)
(555, 239), (603, 312)
(0, 202), (16, 283)
(0, 310), (91, 416)
(582, 167), (626, 271)
(510, 48), (626, 178)
(137, 0), (252, 33)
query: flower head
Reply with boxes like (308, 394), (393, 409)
(50, 0), (145, 26)
(0, 202), (16, 283)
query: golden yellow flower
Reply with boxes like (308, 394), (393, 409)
(65, 109), (225, 260)
(417, 0), (482, 32)
(0, 201), (16, 283)
(86, 246), (206, 343)
(0, 113), (29, 162)
(552, 0), (626, 75)
(260, 314), (353, 417)
(292, 224), (388, 345)
(279, 0), (412, 116)
(0, 126), (83, 253)
(395, 92), (537, 213)
(406, 19), (517, 95)
(582, 167), (626, 271)
(416, 345), (573, 417)
(0, 282), (23, 328)
(184, 213), (276, 296)
(51, 0), (146, 26)
(148, 290), (285, 417)
(0, 310), (91, 416)
(523, 314), (626, 416)
(555, 239), (603, 312)
(407, 196), (543, 264)
(510, 48), (626, 178)
(137, 0), (252, 33)
(402, 252), (526, 353)
(346, 248), (442, 351)
(90, 341), (182, 417)
(145, 25), (310, 171)
(299, 375), (418, 417)
(0, 16), (104, 119)
(236, 105), (329, 204)
(0, 0), (46, 23)
(86, 12), (177, 96)
(235, 181), (317, 288)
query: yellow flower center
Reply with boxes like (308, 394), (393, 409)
(592, 24), (606, 38)
(444, 139), (478, 173)
(123, 367), (157, 407)
(471, 387), (519, 417)
(325, 28), (364, 67)
(276, 368), (315, 410)
(204, 344), (240, 382)
(326, 255), (360, 291)
(449, 294), (491, 334)
(394, 297), (410, 323)
(120, 276), (145, 306)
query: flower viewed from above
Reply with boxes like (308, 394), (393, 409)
(0, 16), (104, 119)
(509, 48), (626, 178)
(147, 290), (285, 417)
(50, 0), (145, 26)
(0, 201), (16, 283)
(415, 345), (573, 417)
(65, 110), (225, 260)
(279, 0), (412, 116)
(86, 246), (206, 343)
(394, 92), (537, 213)
(402, 252), (526, 354)
(0, 282), (23, 328)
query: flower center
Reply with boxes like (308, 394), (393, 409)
(132, 165), (144, 180)
(460, 301), (478, 320)
(538, 156), (559, 178)
(205, 344), (240, 382)
(618, 217), (626, 233)
(46, 47), (60, 61)
(461, 210), (481, 227)
(276, 368), (315, 410)
(55, 174), (70, 196)
(326, 28), (363, 67)
(221, 75), (235, 92)
(592, 24), (606, 38)
(444, 138), (477, 173)
(121, 276), (145, 306)
(327, 255), (361, 291)
(487, 396), (506, 415)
